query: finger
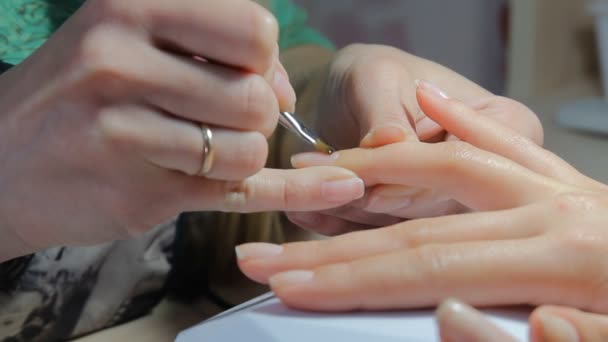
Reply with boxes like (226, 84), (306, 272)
(291, 140), (570, 211)
(316, 205), (404, 227)
(285, 212), (373, 236)
(272, 60), (297, 112)
(134, 0), (278, 73)
(530, 306), (608, 342)
(97, 105), (269, 180)
(384, 199), (467, 220)
(267, 238), (570, 312)
(91, 37), (279, 136)
(345, 58), (420, 147)
(436, 299), (518, 342)
(179, 167), (365, 213)
(237, 205), (544, 284)
(362, 185), (467, 219)
(416, 80), (588, 186)
(146, 49), (280, 136)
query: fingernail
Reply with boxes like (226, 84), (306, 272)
(361, 124), (409, 148)
(538, 313), (579, 342)
(416, 79), (450, 99)
(269, 270), (314, 288)
(291, 152), (340, 168)
(235, 243), (284, 260)
(321, 178), (365, 203)
(436, 299), (498, 342)
(274, 62), (297, 112)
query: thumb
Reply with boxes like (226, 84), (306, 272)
(351, 64), (419, 148)
(530, 306), (608, 342)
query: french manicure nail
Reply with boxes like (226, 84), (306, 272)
(291, 152), (340, 168)
(416, 79), (450, 99)
(269, 270), (314, 288)
(538, 313), (579, 342)
(235, 243), (284, 260)
(321, 178), (365, 203)
(436, 299), (505, 342)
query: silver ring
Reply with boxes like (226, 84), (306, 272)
(198, 124), (215, 176)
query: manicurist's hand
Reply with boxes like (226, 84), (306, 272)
(0, 0), (365, 261)
(236, 82), (608, 314)
(285, 44), (544, 234)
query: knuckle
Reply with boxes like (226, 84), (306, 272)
(409, 244), (447, 281)
(551, 230), (608, 311)
(236, 133), (269, 176)
(247, 5), (278, 70)
(96, 108), (137, 148)
(74, 28), (136, 89)
(549, 193), (600, 216)
(241, 75), (278, 135)
(90, 0), (135, 25)
(221, 180), (254, 212)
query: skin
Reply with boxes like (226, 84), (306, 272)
(436, 299), (608, 342)
(283, 44), (544, 234)
(0, 0), (367, 262)
(237, 82), (608, 318)
(0, 0), (544, 262)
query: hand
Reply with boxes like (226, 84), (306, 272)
(286, 44), (544, 235)
(436, 299), (608, 342)
(0, 0), (364, 260)
(235, 83), (608, 314)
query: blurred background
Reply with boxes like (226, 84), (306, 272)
(293, 0), (608, 182)
(293, 0), (509, 94)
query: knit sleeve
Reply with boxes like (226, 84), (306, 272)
(271, 0), (334, 52)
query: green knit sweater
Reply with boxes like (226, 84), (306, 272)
(0, 0), (333, 65)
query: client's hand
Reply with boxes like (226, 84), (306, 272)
(436, 299), (608, 342)
(236, 82), (608, 314)
(286, 44), (544, 234)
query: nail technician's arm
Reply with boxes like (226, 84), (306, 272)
(0, 0), (366, 262)
(237, 83), (608, 314)
(278, 43), (544, 234)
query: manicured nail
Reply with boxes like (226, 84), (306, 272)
(321, 178), (365, 203)
(291, 152), (340, 168)
(235, 243), (284, 260)
(269, 270), (314, 288)
(436, 299), (505, 342)
(416, 79), (450, 99)
(275, 62), (297, 112)
(538, 313), (579, 342)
